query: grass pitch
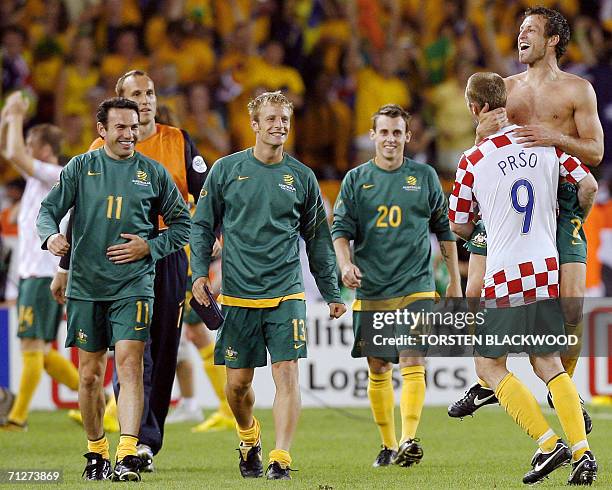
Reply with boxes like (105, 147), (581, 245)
(0, 405), (610, 489)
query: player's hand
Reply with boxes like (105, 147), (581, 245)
(50, 270), (68, 305)
(211, 237), (222, 258)
(47, 233), (70, 256)
(4, 91), (29, 116)
(328, 302), (347, 319)
(445, 281), (463, 299)
(106, 233), (150, 264)
(341, 263), (362, 288)
(192, 276), (210, 306)
(475, 104), (506, 142)
(512, 125), (560, 148)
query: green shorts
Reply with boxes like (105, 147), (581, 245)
(214, 299), (307, 368)
(183, 276), (202, 325)
(475, 299), (566, 358)
(465, 220), (487, 256)
(557, 183), (587, 265)
(66, 297), (153, 352)
(17, 278), (63, 342)
(351, 299), (433, 363)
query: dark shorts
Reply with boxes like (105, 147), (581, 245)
(475, 299), (566, 358)
(351, 299), (433, 363)
(66, 297), (153, 352)
(214, 300), (307, 368)
(17, 277), (63, 342)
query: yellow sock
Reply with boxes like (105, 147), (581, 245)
(368, 369), (397, 450)
(8, 351), (44, 424)
(478, 378), (490, 389)
(88, 435), (110, 460)
(104, 395), (117, 418)
(400, 366), (425, 442)
(237, 417), (260, 446)
(199, 345), (232, 417)
(269, 449), (291, 469)
(562, 322), (582, 378)
(43, 349), (79, 391)
(547, 373), (589, 460)
(495, 373), (557, 452)
(115, 434), (138, 461)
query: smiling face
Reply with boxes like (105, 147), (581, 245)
(370, 115), (410, 161)
(98, 107), (139, 159)
(517, 15), (554, 65)
(119, 75), (157, 126)
(251, 103), (291, 147)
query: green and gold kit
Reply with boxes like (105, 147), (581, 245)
(332, 158), (454, 309)
(190, 148), (341, 307)
(37, 148), (191, 301)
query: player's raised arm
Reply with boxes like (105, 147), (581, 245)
(190, 160), (224, 283)
(300, 171), (343, 306)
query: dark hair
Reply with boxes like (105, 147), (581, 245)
(115, 69), (151, 96)
(524, 6), (570, 60)
(371, 104), (411, 131)
(466, 72), (507, 111)
(96, 97), (139, 127)
(28, 124), (63, 157)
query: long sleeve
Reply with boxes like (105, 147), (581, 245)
(331, 173), (358, 241)
(146, 166), (192, 260)
(300, 172), (342, 303)
(428, 166), (455, 241)
(190, 161), (224, 281)
(36, 158), (78, 249)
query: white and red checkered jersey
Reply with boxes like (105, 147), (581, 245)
(449, 124), (590, 304)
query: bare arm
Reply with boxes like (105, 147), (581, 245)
(450, 221), (474, 242)
(576, 173), (598, 219)
(332, 236), (362, 288)
(439, 240), (462, 297)
(514, 80), (604, 166)
(2, 92), (34, 176)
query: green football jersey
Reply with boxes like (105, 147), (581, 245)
(37, 148), (191, 301)
(332, 158), (454, 300)
(190, 148), (341, 305)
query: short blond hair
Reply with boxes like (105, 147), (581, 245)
(465, 72), (507, 111)
(247, 91), (293, 121)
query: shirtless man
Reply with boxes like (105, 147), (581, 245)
(448, 6), (604, 427)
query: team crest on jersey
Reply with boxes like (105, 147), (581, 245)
(225, 346), (238, 361)
(471, 232), (487, 248)
(200, 188), (208, 198)
(403, 175), (421, 191)
(77, 329), (88, 344)
(279, 174), (296, 192)
(132, 170), (151, 186)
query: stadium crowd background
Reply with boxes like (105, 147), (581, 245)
(0, 0), (610, 301)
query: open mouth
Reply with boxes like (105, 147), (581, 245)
(519, 42), (530, 51)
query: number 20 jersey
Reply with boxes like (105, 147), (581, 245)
(449, 125), (590, 303)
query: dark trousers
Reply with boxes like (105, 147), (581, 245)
(114, 248), (188, 454)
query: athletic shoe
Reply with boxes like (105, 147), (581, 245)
(136, 444), (154, 473)
(237, 440), (263, 478)
(448, 383), (498, 418)
(546, 392), (593, 435)
(0, 387), (15, 425)
(112, 455), (142, 482)
(265, 461), (292, 480)
(372, 446), (398, 467)
(567, 451), (597, 486)
(0, 420), (27, 432)
(392, 439), (423, 467)
(82, 452), (112, 480)
(166, 401), (204, 424)
(191, 411), (234, 432)
(522, 439), (571, 485)
(67, 409), (119, 433)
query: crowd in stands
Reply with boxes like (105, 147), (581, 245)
(0, 0), (610, 297)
